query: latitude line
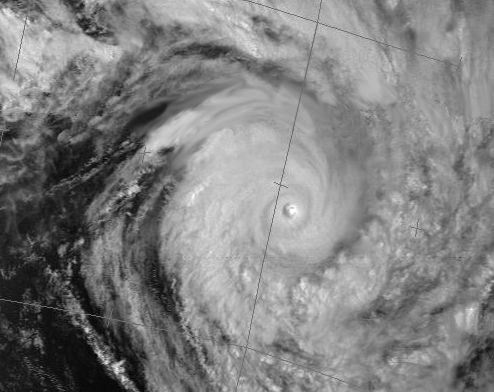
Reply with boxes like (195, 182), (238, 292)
(244, 345), (365, 390)
(13, 16), (28, 81)
(234, 0), (323, 390)
(317, 22), (458, 68)
(229, 341), (365, 390)
(0, 297), (169, 332)
(0, 296), (363, 388)
(239, 0), (317, 24)
(239, 0), (459, 68)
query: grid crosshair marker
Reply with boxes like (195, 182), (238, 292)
(234, 0), (324, 390)
(410, 219), (425, 237)
(273, 181), (288, 189)
(138, 146), (152, 164)
(105, 308), (114, 328)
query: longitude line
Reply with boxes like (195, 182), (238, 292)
(13, 16), (28, 80)
(233, 0), (323, 390)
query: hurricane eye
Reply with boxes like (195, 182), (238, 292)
(282, 203), (298, 219)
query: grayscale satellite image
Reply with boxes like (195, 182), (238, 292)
(0, 1), (493, 391)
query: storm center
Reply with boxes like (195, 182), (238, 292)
(282, 203), (298, 218)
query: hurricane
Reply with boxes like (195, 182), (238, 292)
(1, 1), (494, 392)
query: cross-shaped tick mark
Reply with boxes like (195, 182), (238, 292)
(105, 308), (113, 328)
(138, 146), (151, 164)
(273, 181), (288, 189)
(409, 219), (424, 237)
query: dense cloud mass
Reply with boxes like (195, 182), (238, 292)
(1, 1), (494, 391)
